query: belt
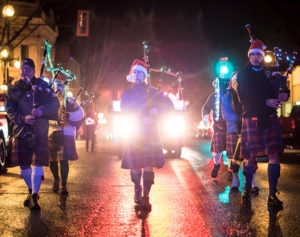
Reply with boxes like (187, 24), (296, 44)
(248, 114), (277, 121)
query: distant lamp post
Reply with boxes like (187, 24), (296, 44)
(0, 48), (9, 58)
(14, 60), (20, 69)
(1, 4), (15, 88)
(0, 85), (8, 91)
(2, 5), (15, 17)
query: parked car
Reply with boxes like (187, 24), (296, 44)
(279, 104), (300, 148)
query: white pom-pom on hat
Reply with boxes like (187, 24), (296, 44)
(126, 59), (147, 82)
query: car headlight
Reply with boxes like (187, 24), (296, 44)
(113, 115), (139, 139)
(163, 115), (185, 138)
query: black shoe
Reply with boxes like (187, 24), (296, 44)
(268, 194), (283, 207)
(134, 188), (142, 204)
(61, 187), (69, 195)
(241, 191), (251, 207)
(23, 189), (32, 207)
(52, 179), (60, 193)
(140, 196), (151, 210)
(251, 186), (259, 193)
(211, 164), (221, 178)
(231, 186), (239, 192)
(30, 193), (41, 211)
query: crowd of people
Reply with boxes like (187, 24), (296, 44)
(4, 36), (289, 214)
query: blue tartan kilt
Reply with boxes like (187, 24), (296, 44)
(210, 130), (227, 153)
(49, 135), (78, 161)
(240, 117), (284, 159)
(10, 136), (49, 167)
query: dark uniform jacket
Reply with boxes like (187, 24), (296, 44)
(237, 63), (290, 130)
(5, 77), (60, 138)
(120, 83), (174, 169)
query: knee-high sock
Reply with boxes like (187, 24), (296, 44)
(20, 167), (32, 190)
(213, 152), (221, 165)
(143, 171), (154, 197)
(232, 172), (239, 187)
(50, 161), (59, 180)
(60, 160), (69, 187)
(130, 169), (142, 194)
(242, 163), (255, 193)
(32, 166), (44, 194)
(268, 164), (280, 196)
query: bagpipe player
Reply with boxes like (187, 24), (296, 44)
(236, 39), (290, 208)
(5, 58), (60, 211)
(121, 59), (174, 208)
(49, 82), (85, 195)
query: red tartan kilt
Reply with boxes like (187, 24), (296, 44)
(210, 130), (227, 153)
(226, 133), (238, 159)
(240, 117), (284, 159)
(10, 136), (49, 167)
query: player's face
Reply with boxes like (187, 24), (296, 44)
(249, 52), (264, 67)
(132, 69), (146, 84)
(21, 65), (35, 81)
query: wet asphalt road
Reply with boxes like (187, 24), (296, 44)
(0, 139), (300, 236)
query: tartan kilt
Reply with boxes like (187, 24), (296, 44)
(210, 130), (227, 153)
(240, 117), (284, 159)
(10, 136), (49, 167)
(226, 133), (238, 160)
(49, 135), (78, 162)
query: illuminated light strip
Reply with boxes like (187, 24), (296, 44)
(215, 78), (220, 121)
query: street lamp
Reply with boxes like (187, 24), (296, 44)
(2, 5), (15, 17)
(1, 4), (15, 88)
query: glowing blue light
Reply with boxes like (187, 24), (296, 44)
(220, 66), (229, 75)
(218, 186), (230, 204)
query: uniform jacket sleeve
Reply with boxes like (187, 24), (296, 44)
(221, 93), (237, 122)
(5, 86), (26, 126)
(202, 93), (215, 117)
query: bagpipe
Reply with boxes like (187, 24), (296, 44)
(141, 41), (183, 110)
(245, 24), (297, 94)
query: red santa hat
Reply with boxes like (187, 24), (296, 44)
(126, 59), (148, 82)
(248, 39), (266, 57)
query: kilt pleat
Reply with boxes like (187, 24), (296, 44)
(210, 131), (227, 153)
(240, 117), (284, 159)
(10, 136), (49, 167)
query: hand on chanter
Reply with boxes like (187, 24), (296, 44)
(278, 93), (289, 102)
(266, 99), (281, 109)
(25, 115), (36, 125)
(31, 107), (43, 117)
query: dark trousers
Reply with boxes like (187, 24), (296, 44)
(86, 125), (96, 152)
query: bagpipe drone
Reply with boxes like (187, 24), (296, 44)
(142, 41), (184, 109)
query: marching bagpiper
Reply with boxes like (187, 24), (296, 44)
(49, 82), (85, 195)
(237, 39), (289, 208)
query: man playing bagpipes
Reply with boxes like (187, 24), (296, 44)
(49, 81), (85, 195)
(221, 72), (258, 192)
(121, 59), (174, 208)
(237, 39), (289, 208)
(5, 58), (60, 211)
(202, 80), (227, 178)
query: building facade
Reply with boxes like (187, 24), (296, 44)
(0, 0), (58, 89)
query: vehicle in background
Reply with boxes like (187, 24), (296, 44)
(195, 113), (213, 139)
(0, 94), (12, 174)
(109, 96), (186, 158)
(279, 104), (300, 148)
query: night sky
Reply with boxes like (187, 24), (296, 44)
(46, 0), (300, 118)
